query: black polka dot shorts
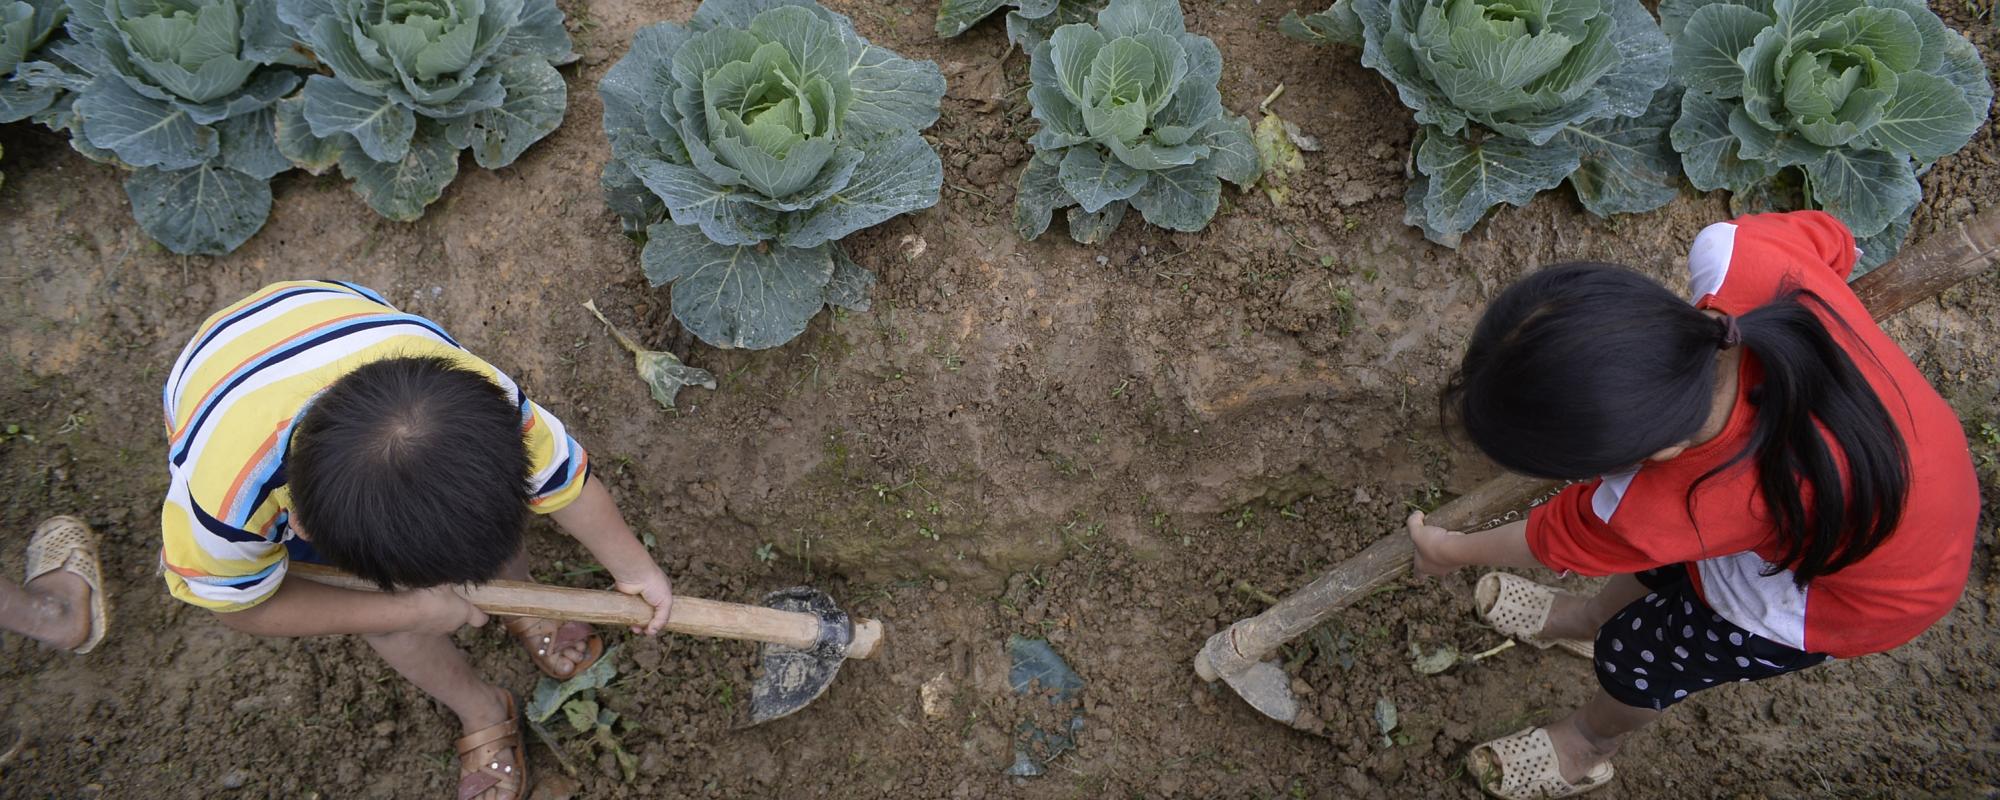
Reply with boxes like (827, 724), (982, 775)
(1593, 565), (1829, 710)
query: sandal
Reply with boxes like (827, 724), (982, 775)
(25, 516), (110, 654)
(504, 617), (604, 681)
(1475, 572), (1594, 659)
(456, 691), (531, 800)
(1467, 727), (1615, 799)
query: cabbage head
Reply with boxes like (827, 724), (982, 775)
(935, 0), (1095, 49)
(1664, 0), (1991, 270)
(0, 0), (66, 122)
(1014, 0), (1260, 245)
(50, 0), (308, 254)
(276, 0), (576, 220)
(600, 0), (946, 351)
(1287, 0), (1679, 246)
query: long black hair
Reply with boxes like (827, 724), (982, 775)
(1444, 263), (1909, 585)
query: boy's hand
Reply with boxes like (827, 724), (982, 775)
(413, 585), (489, 634)
(613, 566), (674, 636)
(1407, 511), (1465, 577)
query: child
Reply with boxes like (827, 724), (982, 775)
(1407, 211), (1980, 799)
(160, 281), (675, 800)
(1, 516), (110, 654)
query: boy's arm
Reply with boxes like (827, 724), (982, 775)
(549, 476), (674, 635)
(1407, 514), (1544, 576)
(212, 577), (487, 637)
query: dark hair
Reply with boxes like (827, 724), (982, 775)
(286, 355), (529, 589)
(1445, 263), (1909, 585)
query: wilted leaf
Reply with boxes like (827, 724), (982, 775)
(1373, 696), (1398, 746)
(563, 696), (600, 733)
(1409, 642), (1461, 675)
(583, 300), (716, 409)
(1254, 110), (1304, 207)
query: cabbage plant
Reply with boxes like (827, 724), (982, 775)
(1664, 0), (1990, 270)
(1287, 0), (1679, 246)
(0, 0), (66, 123)
(600, 0), (946, 350)
(46, 0), (308, 254)
(935, 0), (1095, 48)
(1014, 0), (1260, 245)
(276, 0), (576, 221)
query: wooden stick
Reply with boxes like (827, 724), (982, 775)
(1200, 210), (2000, 678)
(290, 563), (883, 660)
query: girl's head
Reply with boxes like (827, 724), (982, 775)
(1444, 263), (1725, 479)
(1447, 262), (1909, 585)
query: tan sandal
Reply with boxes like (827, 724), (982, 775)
(25, 516), (110, 654)
(456, 692), (531, 800)
(1467, 727), (1615, 799)
(504, 617), (603, 681)
(1475, 572), (1594, 659)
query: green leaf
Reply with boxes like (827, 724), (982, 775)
(712, 134), (837, 199)
(275, 96), (350, 175)
(1561, 90), (1681, 217)
(842, 29), (947, 135)
(1675, 3), (1772, 97)
(1772, 0), (1865, 38)
(1670, 89), (1773, 191)
(125, 163), (272, 255)
(1201, 113), (1260, 188)
(302, 75), (418, 164)
(442, 56), (568, 169)
(936, 0), (1010, 37)
(780, 130), (942, 249)
(75, 75), (216, 170)
(1415, 126), (1580, 242)
(825, 245), (875, 311)
(1281, 4), (1364, 46)
(1058, 145), (1146, 212)
(1096, 0), (1182, 39)
(217, 107), (291, 180)
(1659, 0), (1773, 39)
(1013, 150), (1072, 240)
(1127, 161), (1221, 232)
(751, 6), (850, 82)
(1049, 24), (1106, 107)
(1867, 70), (1983, 163)
(526, 645), (621, 723)
(503, 0), (576, 64)
(563, 697), (600, 733)
(1801, 146), (1917, 238)
(338, 122), (462, 221)
(1851, 209), (1908, 275)
(1064, 200), (1125, 243)
(642, 222), (836, 350)
(627, 155), (783, 245)
(601, 158), (666, 236)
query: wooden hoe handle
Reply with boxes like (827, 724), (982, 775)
(290, 562), (882, 660)
(1202, 209), (2000, 675)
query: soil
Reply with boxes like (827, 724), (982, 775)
(2, 0), (1997, 797)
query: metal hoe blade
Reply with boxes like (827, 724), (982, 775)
(747, 586), (854, 725)
(1195, 627), (1301, 727)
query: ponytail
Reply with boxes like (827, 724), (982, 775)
(1701, 291), (1909, 585)
(1448, 264), (1910, 586)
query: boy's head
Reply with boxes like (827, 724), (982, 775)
(286, 355), (528, 589)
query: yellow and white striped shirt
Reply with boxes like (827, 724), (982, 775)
(160, 280), (589, 612)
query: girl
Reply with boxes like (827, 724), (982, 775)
(1407, 211), (1981, 799)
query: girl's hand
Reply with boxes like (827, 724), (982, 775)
(612, 565), (674, 636)
(1407, 511), (1465, 577)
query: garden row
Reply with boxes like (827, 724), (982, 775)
(0, 0), (1990, 352)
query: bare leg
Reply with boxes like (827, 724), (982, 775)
(0, 573), (92, 650)
(497, 551), (590, 674)
(362, 630), (511, 733)
(1543, 689), (1663, 783)
(1539, 573), (1650, 641)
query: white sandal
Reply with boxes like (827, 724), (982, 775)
(1474, 572), (1593, 659)
(25, 516), (111, 654)
(1467, 727), (1615, 799)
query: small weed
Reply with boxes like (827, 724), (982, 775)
(754, 542), (776, 564)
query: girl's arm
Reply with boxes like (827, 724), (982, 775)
(1406, 513), (1546, 576)
(213, 577), (487, 637)
(549, 476), (674, 635)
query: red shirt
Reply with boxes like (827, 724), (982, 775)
(1526, 211), (1980, 658)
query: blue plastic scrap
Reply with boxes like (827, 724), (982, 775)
(1004, 635), (1086, 777)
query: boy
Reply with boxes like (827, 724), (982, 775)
(160, 280), (673, 800)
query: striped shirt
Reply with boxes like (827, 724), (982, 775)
(160, 281), (590, 612)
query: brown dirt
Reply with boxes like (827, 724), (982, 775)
(2, 0), (1997, 797)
